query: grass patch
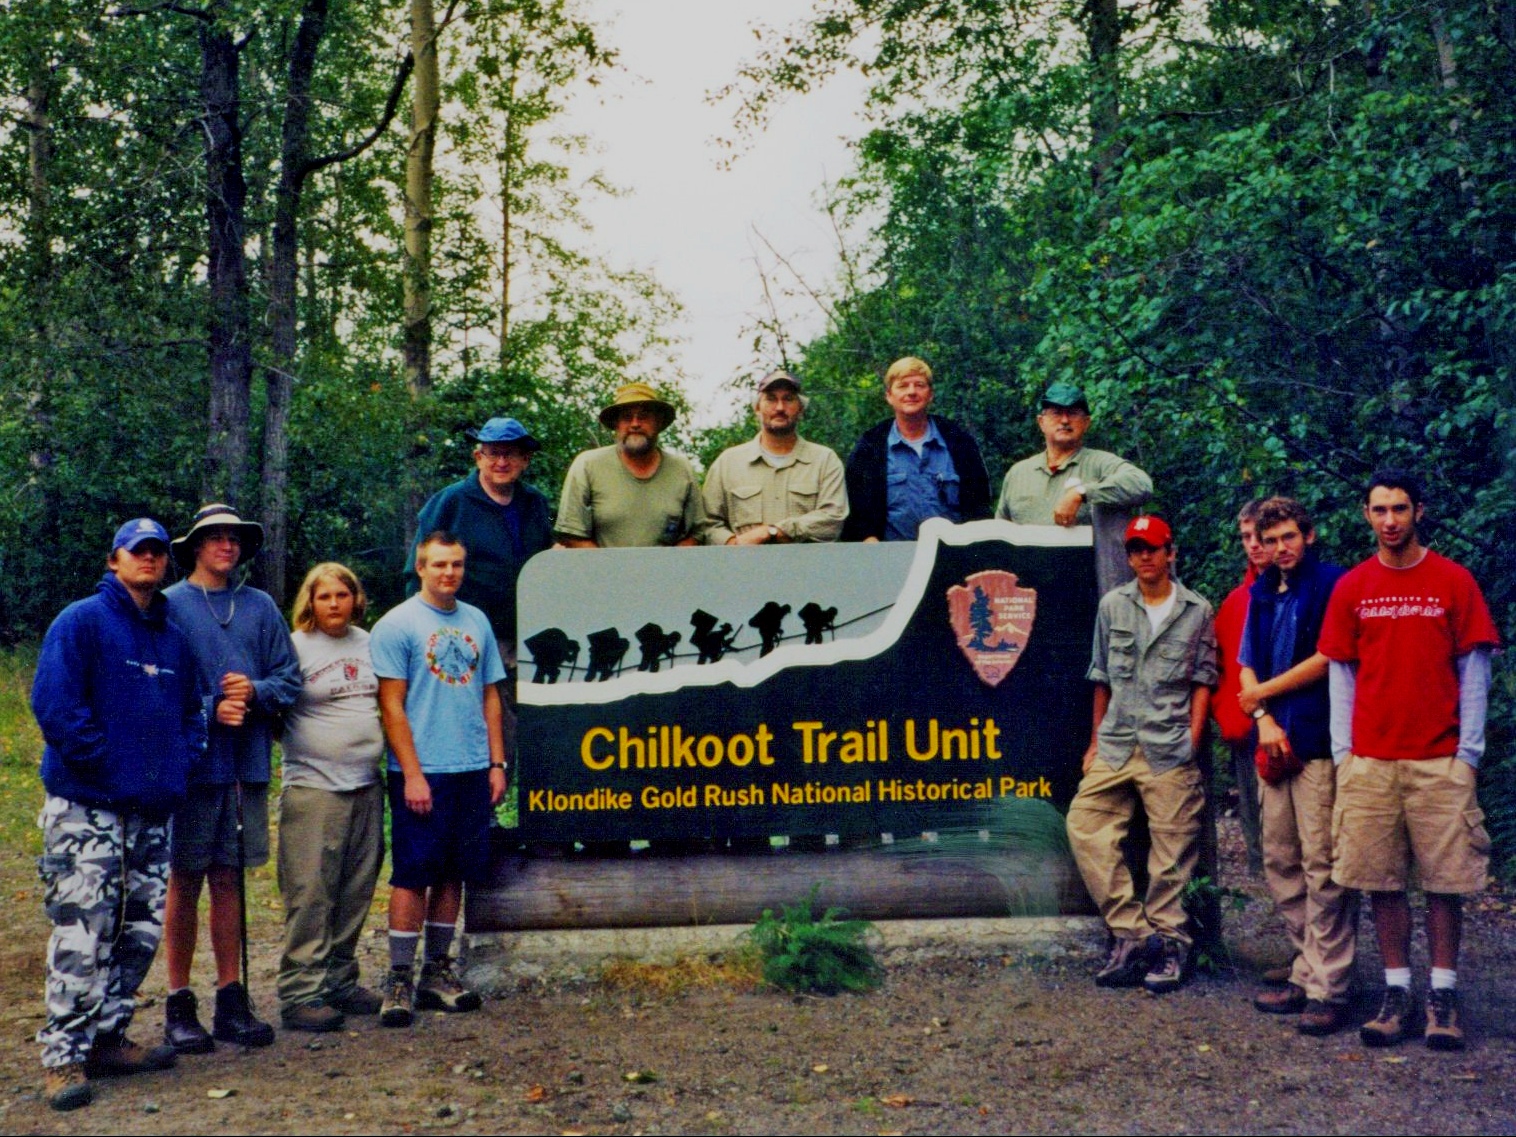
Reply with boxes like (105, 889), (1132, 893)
(601, 947), (763, 996)
(0, 645), (44, 856)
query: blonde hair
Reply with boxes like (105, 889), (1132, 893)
(885, 356), (933, 389)
(290, 562), (368, 632)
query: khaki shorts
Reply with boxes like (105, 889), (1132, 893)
(1332, 754), (1489, 894)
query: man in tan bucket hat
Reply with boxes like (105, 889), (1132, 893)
(555, 382), (705, 548)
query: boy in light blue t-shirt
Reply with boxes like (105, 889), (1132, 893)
(370, 531), (506, 1027)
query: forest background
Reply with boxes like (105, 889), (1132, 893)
(1, 1), (1512, 868)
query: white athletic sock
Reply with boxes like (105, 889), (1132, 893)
(1384, 967), (1412, 989)
(1430, 968), (1457, 991)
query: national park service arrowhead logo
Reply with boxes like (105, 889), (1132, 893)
(946, 570), (1036, 688)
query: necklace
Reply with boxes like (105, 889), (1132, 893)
(197, 581), (237, 628)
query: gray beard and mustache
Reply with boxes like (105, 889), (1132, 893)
(620, 430), (656, 456)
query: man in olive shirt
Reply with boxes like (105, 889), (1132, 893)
(556, 383), (705, 549)
(702, 370), (848, 546)
(996, 381), (1152, 595)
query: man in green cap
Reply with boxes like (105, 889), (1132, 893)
(995, 382), (1152, 595)
(556, 383), (705, 549)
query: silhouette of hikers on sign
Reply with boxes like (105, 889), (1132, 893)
(749, 601), (791, 656)
(635, 622), (682, 672)
(798, 602), (838, 645)
(584, 627), (630, 681)
(689, 609), (739, 664)
(524, 628), (579, 683)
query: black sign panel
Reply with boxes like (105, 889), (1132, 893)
(516, 521), (1096, 841)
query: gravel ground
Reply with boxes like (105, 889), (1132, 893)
(3, 814), (1515, 1136)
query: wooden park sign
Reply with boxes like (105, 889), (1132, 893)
(472, 521), (1101, 931)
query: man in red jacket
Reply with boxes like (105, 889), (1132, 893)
(1213, 499), (1270, 878)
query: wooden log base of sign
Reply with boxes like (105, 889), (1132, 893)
(468, 838), (1095, 932)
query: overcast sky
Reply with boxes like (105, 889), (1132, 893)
(557, 1), (870, 425)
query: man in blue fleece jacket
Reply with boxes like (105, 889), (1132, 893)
(32, 518), (206, 1111)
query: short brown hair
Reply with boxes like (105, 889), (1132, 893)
(1255, 496), (1313, 537)
(415, 530), (465, 569)
(884, 356), (933, 389)
(290, 562), (368, 632)
(1237, 498), (1264, 525)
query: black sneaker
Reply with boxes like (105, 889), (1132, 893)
(1425, 988), (1465, 1051)
(1143, 938), (1187, 995)
(1094, 936), (1154, 988)
(1360, 986), (1415, 1048)
(212, 981), (275, 1048)
(164, 989), (214, 1055)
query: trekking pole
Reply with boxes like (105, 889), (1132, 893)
(235, 779), (250, 991)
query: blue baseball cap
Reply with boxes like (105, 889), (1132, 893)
(466, 417), (542, 451)
(112, 518), (171, 554)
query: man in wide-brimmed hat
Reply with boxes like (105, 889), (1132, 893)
(160, 505), (301, 1054)
(555, 383), (705, 548)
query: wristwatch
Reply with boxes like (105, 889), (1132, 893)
(767, 525), (779, 541)
(1250, 704), (1268, 721)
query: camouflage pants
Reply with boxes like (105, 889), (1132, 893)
(37, 796), (169, 1068)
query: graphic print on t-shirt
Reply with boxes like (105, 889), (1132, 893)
(426, 628), (480, 685)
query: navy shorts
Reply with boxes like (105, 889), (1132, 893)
(387, 768), (492, 890)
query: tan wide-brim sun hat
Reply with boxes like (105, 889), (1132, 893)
(598, 382), (676, 432)
(170, 503), (265, 570)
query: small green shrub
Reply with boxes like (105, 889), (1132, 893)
(746, 886), (883, 995)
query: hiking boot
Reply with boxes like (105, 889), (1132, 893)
(1254, 983), (1307, 1015)
(212, 981), (275, 1048)
(280, 1001), (344, 1033)
(331, 985), (382, 1016)
(86, 1033), (177, 1077)
(417, 959), (482, 1013)
(1297, 999), (1351, 1037)
(1094, 936), (1154, 988)
(380, 969), (415, 1028)
(44, 1062), (93, 1111)
(164, 989), (214, 1055)
(1425, 988), (1465, 1052)
(1360, 986), (1415, 1048)
(1143, 938), (1187, 995)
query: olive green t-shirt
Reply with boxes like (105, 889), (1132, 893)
(555, 445), (706, 548)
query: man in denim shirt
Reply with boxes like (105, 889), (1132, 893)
(1066, 515), (1217, 993)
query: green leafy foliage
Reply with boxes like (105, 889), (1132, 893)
(747, 887), (883, 996)
(727, 0), (1516, 876)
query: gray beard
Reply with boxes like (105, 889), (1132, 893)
(621, 432), (655, 457)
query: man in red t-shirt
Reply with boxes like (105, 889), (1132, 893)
(1318, 470), (1500, 1052)
(1213, 499), (1270, 878)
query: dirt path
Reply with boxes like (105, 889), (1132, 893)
(4, 818), (1515, 1135)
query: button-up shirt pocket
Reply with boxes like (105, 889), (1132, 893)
(729, 484), (765, 530)
(1108, 627), (1137, 681)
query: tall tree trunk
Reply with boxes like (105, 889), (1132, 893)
(258, 0), (329, 604)
(21, 55), (57, 546)
(498, 57), (516, 366)
(1084, 0), (1121, 188)
(200, 16), (254, 505)
(403, 0), (439, 399)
